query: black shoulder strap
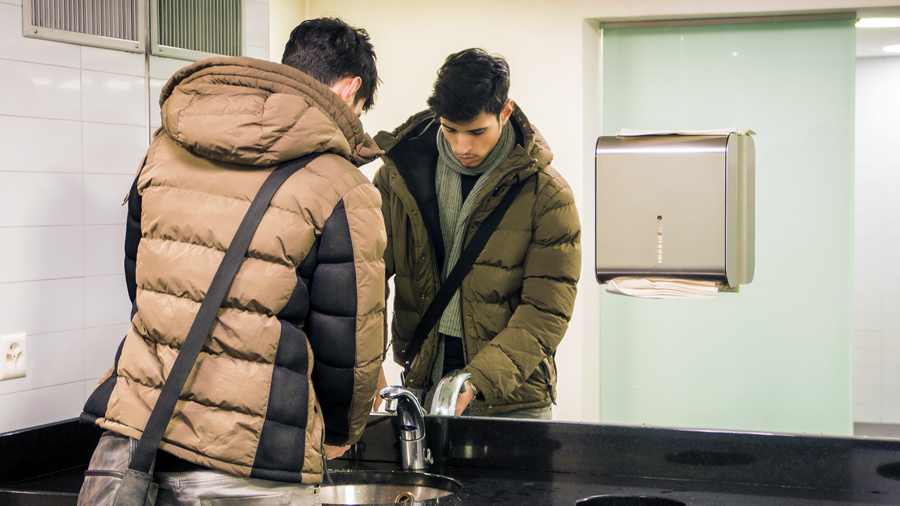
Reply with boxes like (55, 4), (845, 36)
(128, 152), (322, 473)
(403, 176), (530, 377)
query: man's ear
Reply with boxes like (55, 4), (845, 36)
(330, 76), (363, 103)
(499, 99), (514, 125)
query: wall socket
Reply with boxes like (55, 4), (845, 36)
(0, 333), (27, 381)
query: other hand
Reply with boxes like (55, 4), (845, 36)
(323, 444), (350, 460)
(454, 380), (477, 416)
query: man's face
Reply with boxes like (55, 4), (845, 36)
(439, 101), (513, 168)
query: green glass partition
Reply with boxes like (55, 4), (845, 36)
(600, 19), (855, 435)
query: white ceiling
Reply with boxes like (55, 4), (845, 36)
(857, 6), (900, 58)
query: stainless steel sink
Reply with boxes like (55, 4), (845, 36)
(320, 470), (461, 505)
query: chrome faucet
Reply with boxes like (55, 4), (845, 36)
(379, 385), (432, 471)
(430, 369), (472, 416)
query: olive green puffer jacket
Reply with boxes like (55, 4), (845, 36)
(373, 105), (581, 415)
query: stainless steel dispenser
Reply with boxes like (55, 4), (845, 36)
(595, 132), (755, 290)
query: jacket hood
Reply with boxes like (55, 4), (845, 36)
(374, 102), (553, 173)
(159, 56), (382, 167)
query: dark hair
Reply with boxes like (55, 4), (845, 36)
(426, 48), (510, 123)
(282, 17), (379, 112)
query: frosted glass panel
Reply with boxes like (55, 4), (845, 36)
(600, 20), (855, 435)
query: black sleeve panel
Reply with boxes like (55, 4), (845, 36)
(124, 176), (142, 304)
(307, 200), (358, 444)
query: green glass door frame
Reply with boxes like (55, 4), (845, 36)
(598, 18), (856, 436)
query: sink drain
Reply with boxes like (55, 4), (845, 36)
(395, 492), (415, 502)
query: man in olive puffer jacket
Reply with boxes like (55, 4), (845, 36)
(373, 49), (581, 419)
(79, 18), (385, 505)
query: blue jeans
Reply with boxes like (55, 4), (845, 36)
(155, 469), (320, 506)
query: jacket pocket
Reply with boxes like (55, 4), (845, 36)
(538, 354), (557, 405)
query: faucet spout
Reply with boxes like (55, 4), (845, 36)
(430, 369), (473, 416)
(379, 385), (432, 471)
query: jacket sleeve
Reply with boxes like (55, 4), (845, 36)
(308, 182), (386, 446)
(124, 176), (142, 305)
(465, 177), (582, 402)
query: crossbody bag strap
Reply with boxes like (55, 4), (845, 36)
(403, 176), (530, 378)
(128, 152), (322, 473)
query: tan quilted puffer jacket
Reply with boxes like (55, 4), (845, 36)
(82, 57), (385, 484)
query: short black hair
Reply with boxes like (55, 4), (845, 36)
(426, 48), (510, 123)
(282, 17), (379, 112)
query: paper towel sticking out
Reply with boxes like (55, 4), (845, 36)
(606, 277), (719, 298)
(616, 128), (756, 137)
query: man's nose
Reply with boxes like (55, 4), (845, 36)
(455, 136), (472, 154)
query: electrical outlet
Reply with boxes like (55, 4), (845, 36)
(0, 333), (26, 381)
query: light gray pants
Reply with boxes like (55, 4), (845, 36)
(155, 469), (320, 506)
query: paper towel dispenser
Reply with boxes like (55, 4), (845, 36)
(595, 132), (755, 290)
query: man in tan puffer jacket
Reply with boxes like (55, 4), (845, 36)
(79, 18), (385, 505)
(374, 49), (581, 419)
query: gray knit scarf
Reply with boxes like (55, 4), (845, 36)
(435, 121), (516, 338)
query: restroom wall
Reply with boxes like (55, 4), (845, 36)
(853, 56), (900, 426)
(0, 0), (270, 434)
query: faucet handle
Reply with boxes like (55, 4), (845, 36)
(430, 369), (473, 416)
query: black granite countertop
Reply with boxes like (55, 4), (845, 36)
(328, 459), (900, 505)
(6, 414), (900, 505)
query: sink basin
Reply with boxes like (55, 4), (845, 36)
(320, 470), (461, 505)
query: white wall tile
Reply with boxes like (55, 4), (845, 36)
(244, 45), (270, 61)
(885, 263), (900, 295)
(885, 311), (900, 332)
(855, 366), (881, 387)
(83, 174), (131, 225)
(149, 77), (166, 131)
(244, 1), (269, 49)
(83, 122), (147, 175)
(855, 292), (881, 312)
(84, 324), (127, 379)
(0, 172), (83, 227)
(883, 387), (900, 410)
(882, 407), (900, 425)
(0, 116), (81, 173)
(0, 4), (80, 67)
(854, 311), (882, 332)
(0, 330), (84, 396)
(81, 46), (144, 77)
(883, 366), (900, 388)
(0, 59), (81, 120)
(854, 403), (881, 424)
(854, 330), (882, 350)
(884, 331), (900, 351)
(0, 226), (84, 283)
(855, 257), (882, 279)
(81, 70), (146, 126)
(0, 382), (85, 433)
(856, 386), (882, 405)
(855, 275), (883, 296)
(84, 275), (131, 328)
(148, 56), (191, 81)
(855, 237), (882, 259)
(85, 225), (126, 277)
(855, 349), (882, 370)
(0, 278), (84, 335)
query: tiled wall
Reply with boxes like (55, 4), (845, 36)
(854, 56), (900, 426)
(0, 0), (269, 434)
